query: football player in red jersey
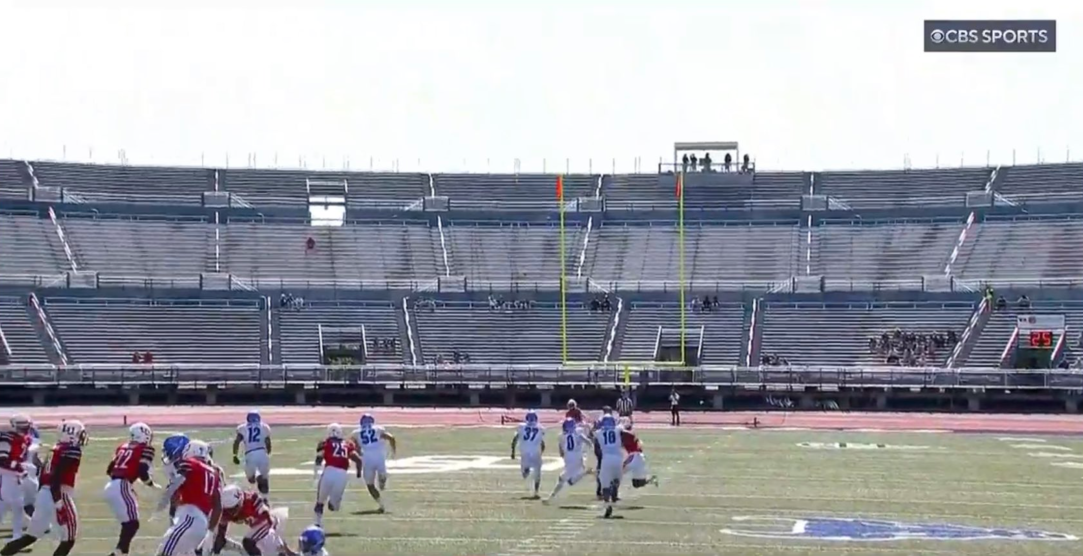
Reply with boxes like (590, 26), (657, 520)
(105, 422), (158, 556)
(214, 485), (296, 556)
(0, 414), (33, 540)
(565, 399), (584, 424)
(619, 418), (658, 490)
(155, 440), (223, 556)
(0, 419), (86, 556)
(313, 424), (362, 526)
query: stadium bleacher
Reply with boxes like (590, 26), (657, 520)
(1, 157), (1082, 369)
(759, 302), (973, 367)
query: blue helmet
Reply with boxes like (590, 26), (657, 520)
(163, 434), (190, 462)
(525, 410), (538, 424)
(246, 410), (261, 425)
(562, 418), (576, 434)
(360, 414), (375, 428)
(299, 525), (326, 555)
(599, 415), (617, 430)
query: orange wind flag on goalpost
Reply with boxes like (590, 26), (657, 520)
(675, 172), (683, 199)
(556, 175), (564, 201)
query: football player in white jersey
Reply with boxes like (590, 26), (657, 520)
(543, 418), (593, 504)
(593, 414), (624, 518)
(510, 410), (546, 499)
(350, 414), (397, 513)
(232, 410), (272, 501)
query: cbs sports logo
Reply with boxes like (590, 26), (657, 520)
(925, 20), (1056, 52)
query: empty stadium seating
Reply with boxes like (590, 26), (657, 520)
(0, 297), (49, 364)
(809, 220), (962, 280)
(60, 215), (213, 281)
(223, 220), (442, 287)
(954, 218), (1083, 280)
(278, 301), (405, 365)
(997, 163), (1083, 202)
(412, 301), (609, 364)
(602, 172), (802, 210)
(817, 167), (991, 208)
(33, 161), (210, 206)
(434, 174), (596, 209)
(446, 222), (583, 284)
(616, 302), (746, 365)
(0, 213), (69, 277)
(0, 160), (27, 200)
(44, 298), (262, 365)
(759, 302), (973, 367)
(224, 170), (427, 207)
(585, 222), (801, 285)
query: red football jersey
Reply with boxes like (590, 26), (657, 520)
(316, 438), (354, 470)
(110, 441), (156, 483)
(175, 458), (222, 516)
(620, 430), (641, 454)
(0, 431), (29, 473)
(39, 442), (82, 488)
(224, 491), (271, 527)
(565, 408), (584, 423)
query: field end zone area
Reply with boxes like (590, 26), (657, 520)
(0, 407), (1082, 555)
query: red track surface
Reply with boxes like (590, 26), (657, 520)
(6, 406), (1083, 434)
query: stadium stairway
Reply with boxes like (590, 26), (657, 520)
(964, 301), (1083, 368)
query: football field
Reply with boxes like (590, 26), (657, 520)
(4, 424), (1083, 556)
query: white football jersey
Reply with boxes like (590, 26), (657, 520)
(352, 426), (387, 460)
(594, 427), (623, 458)
(561, 431), (590, 460)
(237, 422), (272, 453)
(517, 423), (545, 452)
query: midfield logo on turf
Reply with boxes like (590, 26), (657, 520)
(719, 516), (1078, 541)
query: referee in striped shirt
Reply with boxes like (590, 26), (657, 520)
(616, 390), (634, 425)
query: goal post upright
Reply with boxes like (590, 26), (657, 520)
(557, 175), (569, 363)
(677, 170), (687, 367)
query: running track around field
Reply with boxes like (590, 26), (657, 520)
(6, 407), (1083, 434)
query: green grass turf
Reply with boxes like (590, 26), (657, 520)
(2, 426), (1082, 556)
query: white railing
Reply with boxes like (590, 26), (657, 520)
(0, 362), (1079, 389)
(946, 296), (987, 368)
(602, 297), (623, 363)
(575, 216), (593, 278)
(47, 207), (79, 272)
(944, 210), (976, 276)
(29, 293), (67, 366)
(745, 298), (759, 367)
(401, 297), (419, 365)
(436, 215), (451, 277)
(0, 323), (11, 361)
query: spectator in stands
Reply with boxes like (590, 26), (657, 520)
(143, 351), (154, 364)
(306, 236), (316, 253)
(590, 298), (601, 312)
(712, 295), (719, 307)
(689, 153), (698, 172)
(1018, 295), (1031, 308)
(601, 294), (612, 312)
(131, 351), (141, 364)
(488, 295), (499, 311)
(996, 296), (1007, 311)
(741, 154), (751, 173)
(681, 154), (690, 173)
(701, 295), (712, 312)
(702, 152), (713, 172)
(724, 153), (733, 172)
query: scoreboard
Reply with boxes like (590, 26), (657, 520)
(1014, 314), (1064, 369)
